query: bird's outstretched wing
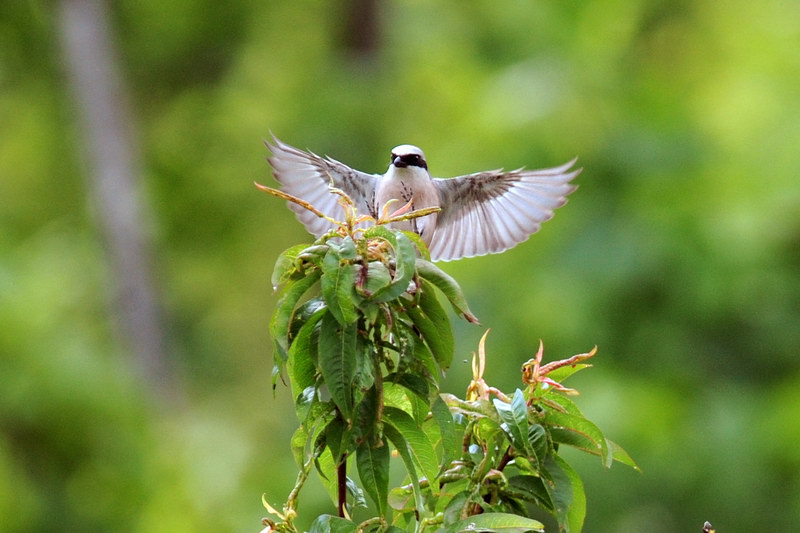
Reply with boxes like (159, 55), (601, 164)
(429, 159), (580, 261)
(266, 137), (380, 237)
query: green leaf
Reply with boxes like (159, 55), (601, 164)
(410, 325), (441, 379)
(371, 231), (416, 303)
(351, 385), (380, 448)
(287, 307), (326, 397)
(302, 403), (336, 467)
(386, 372), (430, 402)
(407, 280), (454, 369)
(527, 424), (548, 467)
(383, 422), (424, 514)
(297, 244), (331, 267)
(382, 377), (427, 423)
(314, 448), (339, 504)
(294, 385), (316, 423)
(289, 297), (326, 340)
(415, 259), (479, 323)
(299, 392), (334, 431)
(290, 426), (308, 468)
(392, 319), (439, 381)
(432, 396), (458, 469)
(493, 390), (532, 458)
(546, 411), (610, 467)
(388, 484), (416, 512)
(321, 249), (359, 325)
(500, 498), (529, 521)
(406, 388), (430, 424)
(352, 332), (375, 393)
(474, 416), (504, 450)
(608, 439), (641, 471)
(362, 261), (392, 295)
(362, 224), (398, 245)
(337, 236), (358, 260)
(383, 406), (439, 490)
(510, 456), (538, 477)
(441, 393), (499, 421)
(272, 243), (312, 289)
(544, 363), (592, 385)
(318, 312), (358, 419)
(356, 439), (390, 516)
(346, 475), (368, 509)
(540, 394), (585, 417)
(507, 475), (553, 511)
(308, 514), (358, 533)
(442, 490), (470, 524)
(383, 382), (414, 415)
(325, 416), (347, 465)
(358, 300), (380, 326)
(443, 512), (545, 533)
(439, 462), (470, 485)
(468, 442), (484, 464)
(542, 455), (585, 533)
(400, 230), (432, 261)
(271, 269), (322, 364)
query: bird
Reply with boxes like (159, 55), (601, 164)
(266, 136), (580, 262)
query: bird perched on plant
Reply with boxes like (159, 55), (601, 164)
(266, 136), (580, 262)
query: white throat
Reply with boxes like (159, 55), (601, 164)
(385, 164), (429, 182)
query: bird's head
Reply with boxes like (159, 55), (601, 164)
(390, 145), (427, 170)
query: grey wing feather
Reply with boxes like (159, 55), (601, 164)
(266, 136), (380, 237)
(429, 158), (580, 261)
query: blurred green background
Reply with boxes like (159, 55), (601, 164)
(2, 0), (799, 531)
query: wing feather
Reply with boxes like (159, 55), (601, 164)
(499, 202), (528, 243)
(478, 201), (499, 250)
(491, 202), (519, 249)
(505, 189), (551, 224)
(266, 136), (379, 237)
(451, 213), (465, 258)
(430, 159), (580, 261)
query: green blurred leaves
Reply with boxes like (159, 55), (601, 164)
(6, 1), (800, 531)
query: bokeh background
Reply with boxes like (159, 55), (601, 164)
(2, 0), (799, 531)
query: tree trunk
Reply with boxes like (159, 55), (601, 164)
(57, 0), (177, 402)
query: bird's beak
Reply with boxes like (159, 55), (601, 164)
(393, 156), (407, 168)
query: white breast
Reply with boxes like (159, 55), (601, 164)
(376, 166), (440, 244)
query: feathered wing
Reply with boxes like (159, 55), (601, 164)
(266, 137), (380, 237)
(429, 159), (581, 261)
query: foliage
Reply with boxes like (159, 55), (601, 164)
(3, 1), (800, 531)
(261, 188), (636, 533)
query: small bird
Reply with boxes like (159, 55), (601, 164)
(266, 137), (580, 262)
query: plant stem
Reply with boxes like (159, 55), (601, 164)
(356, 516), (386, 533)
(418, 514), (443, 533)
(337, 455), (348, 518)
(284, 449), (318, 526)
(373, 354), (384, 431)
(461, 419), (476, 453)
(497, 446), (513, 471)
